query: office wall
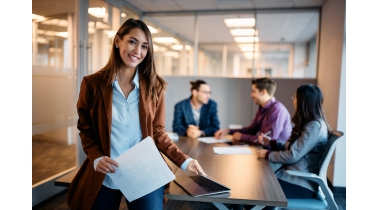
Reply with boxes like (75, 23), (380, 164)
(318, 0), (346, 188)
(162, 76), (316, 133)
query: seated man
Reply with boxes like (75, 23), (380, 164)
(173, 80), (220, 138)
(215, 78), (291, 144)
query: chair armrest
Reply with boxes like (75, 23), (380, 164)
(286, 170), (338, 210)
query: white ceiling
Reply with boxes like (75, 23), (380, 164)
(32, 0), (325, 54)
(123, 0), (325, 53)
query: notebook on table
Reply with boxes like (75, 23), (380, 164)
(174, 174), (231, 197)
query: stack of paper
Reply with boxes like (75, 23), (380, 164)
(213, 147), (252, 155)
(197, 135), (233, 144)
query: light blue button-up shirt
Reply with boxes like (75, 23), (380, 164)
(94, 69), (192, 190)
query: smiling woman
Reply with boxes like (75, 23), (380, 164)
(66, 18), (206, 210)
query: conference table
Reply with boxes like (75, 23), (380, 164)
(163, 136), (287, 210)
(55, 136), (288, 210)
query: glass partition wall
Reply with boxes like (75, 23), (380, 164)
(32, 0), (78, 186)
(144, 11), (319, 78)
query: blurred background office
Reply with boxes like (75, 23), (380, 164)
(30, 0), (346, 207)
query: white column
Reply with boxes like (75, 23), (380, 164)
(164, 55), (172, 75)
(112, 7), (121, 31)
(233, 54), (240, 77)
(179, 48), (187, 75)
(32, 21), (38, 65)
(222, 45), (227, 76)
(288, 45), (294, 78)
(193, 14), (199, 76)
(64, 13), (74, 69)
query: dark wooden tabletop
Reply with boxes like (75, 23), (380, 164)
(54, 136), (287, 207)
(166, 137), (288, 207)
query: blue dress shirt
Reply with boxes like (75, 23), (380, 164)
(94, 70), (192, 189)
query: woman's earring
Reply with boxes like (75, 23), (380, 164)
(116, 45), (118, 48)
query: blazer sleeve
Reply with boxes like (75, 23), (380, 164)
(201, 101), (220, 136)
(77, 76), (105, 162)
(154, 91), (189, 167)
(172, 102), (187, 136)
(268, 121), (323, 164)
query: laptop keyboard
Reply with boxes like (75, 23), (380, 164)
(188, 175), (228, 193)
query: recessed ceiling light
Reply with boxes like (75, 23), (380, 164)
(171, 45), (183, 50)
(234, 37), (255, 43)
(32, 14), (46, 22)
(148, 26), (158, 34)
(107, 30), (116, 38)
(121, 13), (127, 17)
(88, 7), (106, 18)
(56, 32), (68, 38)
(153, 37), (179, 44)
(224, 18), (255, 27)
(230, 29), (255, 36)
(164, 51), (179, 58)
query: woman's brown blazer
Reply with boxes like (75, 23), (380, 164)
(67, 70), (188, 210)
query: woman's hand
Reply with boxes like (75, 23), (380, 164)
(96, 156), (119, 174)
(186, 159), (207, 176)
(257, 133), (271, 146)
(257, 149), (268, 159)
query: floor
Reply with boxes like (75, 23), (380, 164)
(32, 135), (76, 185)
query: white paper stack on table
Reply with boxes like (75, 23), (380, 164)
(197, 135), (233, 144)
(213, 147), (252, 155)
(107, 136), (175, 202)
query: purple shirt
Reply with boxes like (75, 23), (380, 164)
(229, 97), (292, 144)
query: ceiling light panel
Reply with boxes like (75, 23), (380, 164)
(224, 18), (255, 27)
(153, 37), (179, 44)
(230, 29), (255, 36)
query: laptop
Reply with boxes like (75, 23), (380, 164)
(174, 174), (231, 197)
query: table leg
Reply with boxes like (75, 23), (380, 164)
(212, 202), (229, 210)
(250, 206), (265, 210)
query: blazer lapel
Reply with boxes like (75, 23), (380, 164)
(199, 104), (207, 128)
(184, 99), (195, 125)
(139, 74), (149, 139)
(99, 77), (113, 139)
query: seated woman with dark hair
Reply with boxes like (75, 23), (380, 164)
(256, 84), (331, 209)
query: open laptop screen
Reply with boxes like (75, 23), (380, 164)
(174, 174), (231, 197)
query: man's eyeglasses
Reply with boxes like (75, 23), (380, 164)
(199, 90), (212, 95)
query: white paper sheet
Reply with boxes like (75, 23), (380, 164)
(213, 147), (252, 155)
(197, 135), (233, 144)
(108, 136), (175, 202)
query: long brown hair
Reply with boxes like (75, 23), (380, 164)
(288, 84), (332, 146)
(99, 18), (167, 100)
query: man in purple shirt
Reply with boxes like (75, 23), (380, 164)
(215, 78), (292, 144)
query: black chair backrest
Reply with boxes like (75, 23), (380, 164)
(318, 130), (344, 169)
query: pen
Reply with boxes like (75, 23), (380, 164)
(262, 131), (272, 140)
(254, 131), (272, 142)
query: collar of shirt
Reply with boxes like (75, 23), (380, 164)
(260, 97), (276, 111)
(112, 68), (140, 89)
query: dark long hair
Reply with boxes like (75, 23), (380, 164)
(99, 18), (167, 100)
(288, 84), (331, 145)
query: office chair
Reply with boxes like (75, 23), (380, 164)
(276, 130), (344, 210)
